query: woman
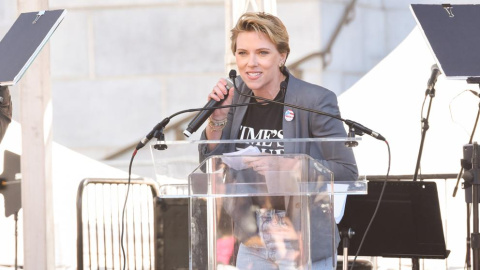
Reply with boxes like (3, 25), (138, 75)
(200, 12), (358, 270)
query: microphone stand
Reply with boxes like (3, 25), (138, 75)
(456, 102), (480, 270)
(473, 143), (480, 270)
(14, 210), (18, 270)
(410, 82), (437, 270)
(453, 101), (480, 197)
(458, 79), (480, 269)
(465, 142), (480, 270)
(413, 87), (435, 183)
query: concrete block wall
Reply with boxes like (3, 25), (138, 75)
(47, 1), (226, 160)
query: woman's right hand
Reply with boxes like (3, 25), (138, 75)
(206, 78), (235, 142)
(208, 78), (235, 121)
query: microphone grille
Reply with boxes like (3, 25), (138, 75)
(229, 69), (237, 79)
(225, 78), (234, 90)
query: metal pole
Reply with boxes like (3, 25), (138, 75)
(472, 143), (480, 270)
(16, 0), (55, 269)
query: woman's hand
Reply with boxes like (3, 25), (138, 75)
(208, 78), (234, 121)
(244, 155), (301, 176)
(206, 78), (235, 142)
(244, 155), (281, 175)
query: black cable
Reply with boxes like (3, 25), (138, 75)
(138, 70), (384, 152)
(231, 72), (343, 123)
(349, 140), (391, 270)
(137, 72), (293, 151)
(121, 149), (137, 270)
(415, 93), (429, 186)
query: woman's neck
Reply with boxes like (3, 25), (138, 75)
(251, 73), (286, 100)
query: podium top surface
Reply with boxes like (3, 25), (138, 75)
(149, 138), (366, 198)
(411, 4), (480, 80)
(152, 137), (361, 145)
(0, 9), (66, 86)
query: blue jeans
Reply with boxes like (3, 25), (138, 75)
(236, 244), (335, 269)
(235, 209), (335, 270)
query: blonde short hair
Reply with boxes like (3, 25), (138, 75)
(230, 12), (290, 60)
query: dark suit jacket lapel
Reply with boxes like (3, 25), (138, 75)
(283, 76), (300, 153)
(230, 92), (250, 140)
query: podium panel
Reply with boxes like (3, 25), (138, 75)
(151, 138), (366, 270)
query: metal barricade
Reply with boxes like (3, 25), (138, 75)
(76, 178), (160, 270)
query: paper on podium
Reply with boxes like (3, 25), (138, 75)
(221, 146), (260, 170)
(0, 9), (67, 86)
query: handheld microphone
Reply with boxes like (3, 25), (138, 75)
(426, 64), (442, 94)
(183, 78), (234, 137)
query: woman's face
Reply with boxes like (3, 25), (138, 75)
(235, 31), (286, 95)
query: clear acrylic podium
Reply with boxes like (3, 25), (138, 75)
(150, 138), (367, 270)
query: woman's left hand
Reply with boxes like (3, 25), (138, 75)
(244, 155), (301, 176)
(243, 155), (281, 175)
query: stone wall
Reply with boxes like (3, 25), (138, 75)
(0, 0), (469, 166)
